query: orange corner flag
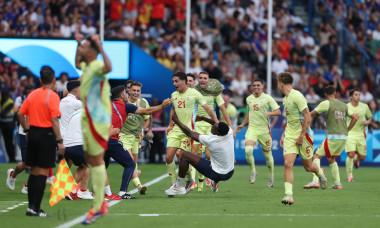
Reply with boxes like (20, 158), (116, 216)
(49, 159), (77, 206)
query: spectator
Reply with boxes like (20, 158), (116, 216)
(319, 35), (338, 68)
(204, 60), (223, 80)
(290, 39), (306, 64)
(0, 89), (16, 162)
(250, 31), (266, 65)
(150, 0), (165, 26)
(369, 99), (379, 130)
(83, 19), (97, 36)
(272, 52), (289, 76)
(303, 55), (319, 74)
(299, 27), (315, 55)
(230, 71), (250, 97)
(60, 17), (71, 38)
(277, 33), (291, 61)
(305, 87), (320, 103)
(167, 38), (184, 59)
(313, 73), (329, 98)
(109, 0), (123, 21)
(156, 49), (172, 69)
(124, 0), (138, 28)
(148, 21), (165, 39)
(56, 72), (68, 92)
(360, 83), (374, 103)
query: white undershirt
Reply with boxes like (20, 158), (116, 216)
(199, 128), (235, 174)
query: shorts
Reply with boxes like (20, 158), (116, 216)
(17, 133), (28, 162)
(283, 133), (313, 160)
(166, 129), (191, 151)
(245, 128), (272, 151)
(65, 145), (87, 167)
(119, 133), (140, 154)
(26, 126), (56, 168)
(345, 134), (367, 156)
(194, 158), (234, 182)
(315, 139), (346, 158)
(82, 114), (110, 156)
(193, 125), (211, 145)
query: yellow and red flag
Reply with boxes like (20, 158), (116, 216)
(49, 159), (77, 206)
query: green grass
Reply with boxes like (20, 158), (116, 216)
(1, 163), (379, 228)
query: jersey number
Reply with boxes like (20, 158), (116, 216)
(178, 101), (186, 109)
(253, 104), (259, 111)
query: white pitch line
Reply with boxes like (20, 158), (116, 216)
(106, 213), (380, 218)
(56, 171), (172, 228)
(0, 201), (28, 213)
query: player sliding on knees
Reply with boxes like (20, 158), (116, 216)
(165, 111), (234, 196)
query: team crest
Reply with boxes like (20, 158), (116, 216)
(187, 96), (190, 100)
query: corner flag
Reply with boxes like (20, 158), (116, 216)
(49, 159), (77, 206)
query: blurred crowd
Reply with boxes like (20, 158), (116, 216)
(1, 0), (380, 162)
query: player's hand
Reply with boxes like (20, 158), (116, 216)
(296, 134), (304, 146)
(351, 114), (359, 120)
(162, 98), (173, 108)
(57, 143), (65, 155)
(165, 125), (173, 137)
(109, 126), (120, 136)
(263, 110), (271, 116)
(74, 33), (84, 43)
(362, 120), (371, 126)
(233, 130), (236, 139)
(236, 125), (244, 132)
(146, 130), (154, 138)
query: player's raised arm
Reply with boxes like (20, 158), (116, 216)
(135, 98), (172, 115)
(74, 33), (84, 69)
(173, 111), (200, 142)
(91, 35), (112, 73)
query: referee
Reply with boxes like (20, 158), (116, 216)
(18, 66), (65, 217)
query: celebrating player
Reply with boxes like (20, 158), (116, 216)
(277, 72), (326, 205)
(165, 111), (234, 196)
(345, 88), (372, 182)
(237, 78), (281, 187)
(304, 85), (358, 189)
(165, 72), (218, 188)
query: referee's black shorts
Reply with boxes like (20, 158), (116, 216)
(26, 126), (57, 168)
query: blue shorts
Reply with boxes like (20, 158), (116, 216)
(194, 158), (234, 183)
(65, 145), (87, 167)
(17, 133), (28, 162)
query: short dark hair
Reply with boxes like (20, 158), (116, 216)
(130, 81), (142, 88)
(40, 66), (55, 84)
(277, 72), (293, 85)
(172, 72), (187, 82)
(186, 73), (195, 81)
(111, 85), (125, 100)
(86, 36), (99, 53)
(67, 80), (80, 92)
(198, 71), (209, 77)
(349, 87), (360, 97)
(59, 72), (68, 79)
(218, 122), (230, 136)
(126, 79), (135, 87)
(253, 78), (264, 85)
(324, 85), (336, 96)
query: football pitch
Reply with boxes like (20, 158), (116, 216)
(1, 163), (379, 228)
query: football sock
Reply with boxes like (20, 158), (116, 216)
(245, 146), (256, 172)
(284, 182), (293, 195)
(312, 158), (320, 182)
(316, 166), (324, 178)
(263, 150), (274, 177)
(27, 174), (36, 210)
(166, 161), (177, 183)
(91, 164), (106, 212)
(132, 177), (141, 187)
(33, 175), (47, 211)
(190, 165), (196, 179)
(175, 177), (184, 187)
(330, 162), (340, 184)
(104, 185), (111, 196)
(346, 157), (353, 177)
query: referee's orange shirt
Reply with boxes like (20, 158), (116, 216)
(19, 88), (61, 128)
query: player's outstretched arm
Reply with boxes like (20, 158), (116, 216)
(136, 98), (172, 115)
(219, 104), (233, 130)
(74, 33), (84, 69)
(173, 111), (200, 142)
(203, 103), (219, 123)
(347, 114), (358, 132)
(237, 111), (249, 132)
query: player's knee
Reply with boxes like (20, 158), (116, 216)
(284, 160), (293, 169)
(359, 155), (366, 161)
(347, 153), (355, 158)
(165, 154), (173, 163)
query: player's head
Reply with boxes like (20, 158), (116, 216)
(198, 71), (210, 89)
(349, 87), (360, 103)
(211, 121), (230, 136)
(172, 72), (187, 92)
(129, 81), (142, 101)
(126, 79), (135, 94)
(277, 72), (293, 93)
(85, 35), (100, 54)
(40, 66), (56, 85)
(67, 80), (81, 98)
(324, 85), (336, 98)
(186, 73), (195, 88)
(252, 78), (264, 95)
(111, 85), (128, 102)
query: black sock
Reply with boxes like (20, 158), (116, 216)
(33, 175), (47, 211)
(27, 175), (37, 210)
